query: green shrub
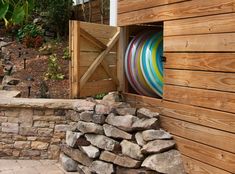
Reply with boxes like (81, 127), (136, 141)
(45, 54), (64, 80)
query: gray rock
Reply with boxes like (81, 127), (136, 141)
(77, 121), (104, 134)
(135, 132), (146, 146)
(66, 110), (80, 122)
(66, 131), (83, 147)
(115, 108), (136, 116)
(132, 118), (159, 131)
(104, 124), (132, 140)
(92, 114), (106, 124)
(91, 160), (114, 174)
(79, 111), (93, 122)
(120, 140), (143, 160)
(100, 151), (141, 168)
(105, 113), (138, 132)
(77, 164), (92, 174)
(102, 91), (121, 103)
(2, 75), (20, 85)
(95, 104), (112, 115)
(61, 145), (92, 167)
(141, 140), (176, 154)
(142, 129), (173, 141)
(60, 153), (78, 172)
(73, 100), (95, 112)
(85, 134), (120, 152)
(80, 145), (100, 158)
(137, 108), (159, 118)
(142, 150), (186, 174)
(2, 123), (19, 133)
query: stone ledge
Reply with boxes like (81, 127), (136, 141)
(0, 98), (83, 109)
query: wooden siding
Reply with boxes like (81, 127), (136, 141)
(119, 0), (235, 173)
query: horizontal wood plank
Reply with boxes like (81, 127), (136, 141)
(164, 85), (235, 113)
(118, 0), (235, 26)
(172, 136), (235, 173)
(80, 79), (116, 97)
(160, 116), (235, 153)
(182, 155), (231, 174)
(164, 33), (235, 52)
(164, 53), (235, 72)
(164, 13), (235, 36)
(118, 0), (188, 14)
(164, 69), (235, 92)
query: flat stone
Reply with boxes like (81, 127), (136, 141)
(2, 75), (20, 85)
(14, 141), (31, 149)
(115, 108), (136, 116)
(92, 114), (106, 124)
(61, 145), (92, 166)
(100, 151), (141, 168)
(80, 145), (100, 158)
(73, 100), (95, 112)
(77, 121), (104, 134)
(120, 140), (143, 160)
(90, 160), (114, 174)
(142, 129), (173, 141)
(141, 140), (176, 154)
(116, 167), (157, 174)
(77, 164), (92, 174)
(137, 108), (159, 118)
(60, 153), (78, 172)
(55, 124), (70, 132)
(132, 118), (159, 131)
(2, 123), (19, 133)
(0, 90), (21, 98)
(142, 150), (186, 174)
(95, 104), (112, 115)
(135, 132), (146, 146)
(66, 131), (83, 147)
(66, 110), (80, 122)
(105, 113), (138, 132)
(103, 124), (132, 140)
(85, 134), (120, 152)
(31, 141), (49, 150)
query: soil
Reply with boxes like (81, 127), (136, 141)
(1, 33), (70, 99)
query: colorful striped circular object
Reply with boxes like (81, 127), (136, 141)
(124, 31), (163, 97)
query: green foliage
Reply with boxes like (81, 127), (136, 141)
(0, 0), (35, 26)
(45, 54), (64, 80)
(62, 47), (71, 60)
(17, 23), (43, 41)
(94, 93), (107, 100)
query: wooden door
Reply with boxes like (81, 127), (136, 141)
(69, 21), (120, 98)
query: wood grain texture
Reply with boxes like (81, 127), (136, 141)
(161, 116), (235, 153)
(164, 13), (235, 36)
(164, 33), (235, 52)
(118, 0), (235, 26)
(118, 0), (187, 14)
(182, 155), (231, 174)
(164, 53), (235, 72)
(164, 85), (235, 113)
(173, 136), (235, 173)
(164, 69), (235, 92)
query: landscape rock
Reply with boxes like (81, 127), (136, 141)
(79, 111), (93, 122)
(102, 92), (121, 103)
(95, 104), (112, 115)
(141, 140), (176, 154)
(105, 113), (138, 132)
(85, 134), (120, 152)
(60, 153), (78, 172)
(132, 118), (159, 131)
(92, 114), (106, 124)
(2, 123), (19, 133)
(66, 110), (80, 122)
(137, 108), (159, 118)
(61, 145), (92, 166)
(66, 131), (83, 147)
(120, 140), (143, 160)
(73, 100), (95, 112)
(31, 141), (49, 150)
(115, 107), (136, 116)
(2, 76), (20, 85)
(80, 145), (100, 158)
(90, 160), (114, 174)
(116, 167), (156, 174)
(103, 124), (132, 140)
(100, 151), (141, 168)
(135, 132), (146, 146)
(142, 129), (173, 141)
(77, 121), (103, 134)
(77, 164), (92, 174)
(142, 150), (186, 174)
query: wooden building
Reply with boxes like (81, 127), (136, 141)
(69, 0), (235, 173)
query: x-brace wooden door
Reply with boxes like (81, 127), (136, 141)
(69, 21), (121, 98)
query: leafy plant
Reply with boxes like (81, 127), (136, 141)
(94, 93), (107, 100)
(62, 47), (71, 60)
(0, 0), (35, 26)
(45, 54), (64, 80)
